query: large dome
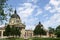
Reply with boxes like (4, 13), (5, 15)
(11, 10), (20, 19)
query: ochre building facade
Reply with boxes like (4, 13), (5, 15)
(0, 10), (33, 38)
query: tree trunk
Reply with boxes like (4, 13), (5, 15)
(40, 35), (41, 37)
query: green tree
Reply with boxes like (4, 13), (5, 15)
(10, 25), (21, 37)
(48, 27), (55, 37)
(4, 25), (11, 37)
(33, 22), (46, 37)
(4, 25), (21, 37)
(55, 25), (60, 37)
(0, 0), (7, 24)
(0, 0), (13, 25)
(15, 27), (21, 37)
(11, 26), (15, 37)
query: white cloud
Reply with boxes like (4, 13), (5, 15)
(17, 3), (42, 29)
(49, 0), (60, 6)
(28, 18), (38, 23)
(17, 3), (37, 17)
(26, 0), (38, 3)
(44, 0), (60, 29)
(43, 13), (60, 29)
(23, 17), (39, 25)
(44, 4), (51, 10)
(44, 0), (60, 13)
(35, 9), (42, 16)
(24, 17), (39, 30)
(17, 3), (42, 21)
(25, 25), (35, 30)
(32, 0), (38, 3)
(0, 25), (5, 27)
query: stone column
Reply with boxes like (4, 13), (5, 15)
(47, 32), (49, 37)
(1, 31), (3, 38)
(21, 29), (25, 38)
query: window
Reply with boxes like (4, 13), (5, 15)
(16, 20), (19, 22)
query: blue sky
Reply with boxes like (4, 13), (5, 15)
(2, 0), (60, 30)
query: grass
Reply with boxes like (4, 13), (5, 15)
(0, 38), (24, 40)
(0, 37), (60, 40)
(29, 37), (60, 40)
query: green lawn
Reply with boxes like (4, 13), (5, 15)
(29, 37), (60, 40)
(0, 38), (24, 40)
(0, 37), (60, 40)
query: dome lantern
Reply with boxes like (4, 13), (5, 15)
(15, 9), (17, 14)
(11, 10), (20, 19)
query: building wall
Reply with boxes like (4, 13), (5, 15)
(24, 30), (33, 38)
(0, 29), (33, 38)
(21, 28), (25, 38)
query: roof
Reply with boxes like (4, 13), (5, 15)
(11, 10), (20, 19)
(0, 27), (5, 30)
(25, 30), (33, 31)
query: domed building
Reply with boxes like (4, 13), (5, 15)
(0, 10), (33, 38)
(9, 10), (26, 38)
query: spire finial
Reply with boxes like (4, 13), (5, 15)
(39, 22), (41, 24)
(14, 9), (17, 14)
